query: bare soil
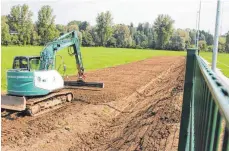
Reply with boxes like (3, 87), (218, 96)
(2, 56), (185, 151)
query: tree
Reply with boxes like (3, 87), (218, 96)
(10, 35), (20, 45)
(7, 4), (33, 45)
(199, 30), (213, 45)
(1, 5), (220, 51)
(106, 36), (116, 47)
(113, 24), (131, 48)
(133, 31), (148, 48)
(96, 11), (113, 46)
(177, 29), (189, 41)
(168, 31), (185, 51)
(82, 30), (94, 46)
(89, 27), (100, 46)
(199, 33), (205, 41)
(67, 24), (78, 32)
(189, 29), (196, 45)
(136, 22), (156, 48)
(79, 21), (90, 31)
(176, 29), (190, 48)
(144, 22), (156, 48)
(30, 30), (40, 45)
(56, 24), (67, 33)
(30, 24), (40, 45)
(137, 23), (144, 32)
(67, 20), (81, 26)
(148, 31), (156, 49)
(226, 32), (229, 53)
(36, 5), (59, 45)
(133, 31), (141, 47)
(198, 40), (207, 51)
(218, 36), (226, 52)
(20, 4), (33, 45)
(153, 14), (174, 49)
(1, 16), (11, 45)
(143, 22), (150, 36)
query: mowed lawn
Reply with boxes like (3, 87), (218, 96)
(200, 52), (229, 77)
(1, 46), (185, 90)
(1, 46), (229, 90)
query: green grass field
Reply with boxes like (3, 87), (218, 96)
(200, 52), (229, 77)
(1, 46), (186, 90)
(1, 46), (229, 90)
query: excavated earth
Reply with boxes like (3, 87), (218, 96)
(2, 56), (185, 151)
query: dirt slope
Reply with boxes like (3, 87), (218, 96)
(2, 56), (185, 151)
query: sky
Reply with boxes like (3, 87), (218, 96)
(1, 0), (229, 35)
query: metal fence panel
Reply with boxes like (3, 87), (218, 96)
(178, 49), (229, 151)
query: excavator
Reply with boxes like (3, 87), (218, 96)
(1, 31), (104, 116)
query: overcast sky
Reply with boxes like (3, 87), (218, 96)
(1, 0), (229, 34)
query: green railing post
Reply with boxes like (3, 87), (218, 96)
(178, 48), (197, 151)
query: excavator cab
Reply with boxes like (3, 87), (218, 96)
(12, 56), (40, 71)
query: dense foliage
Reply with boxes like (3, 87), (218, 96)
(1, 4), (229, 52)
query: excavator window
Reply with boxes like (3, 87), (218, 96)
(13, 60), (20, 69)
(13, 56), (41, 71)
(29, 58), (40, 71)
(13, 57), (29, 70)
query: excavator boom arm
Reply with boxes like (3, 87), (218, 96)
(39, 31), (84, 78)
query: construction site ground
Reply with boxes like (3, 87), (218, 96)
(1, 56), (185, 151)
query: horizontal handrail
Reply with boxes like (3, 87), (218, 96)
(196, 56), (229, 128)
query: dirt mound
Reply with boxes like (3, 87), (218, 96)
(2, 56), (185, 151)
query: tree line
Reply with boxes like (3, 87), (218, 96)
(1, 4), (229, 52)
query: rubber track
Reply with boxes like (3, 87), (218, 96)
(26, 90), (73, 105)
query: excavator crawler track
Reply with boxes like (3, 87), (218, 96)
(25, 90), (73, 116)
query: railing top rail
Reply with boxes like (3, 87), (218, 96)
(196, 55), (229, 128)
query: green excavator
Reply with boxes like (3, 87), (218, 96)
(1, 31), (104, 116)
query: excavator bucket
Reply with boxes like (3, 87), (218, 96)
(1, 95), (26, 111)
(64, 81), (104, 88)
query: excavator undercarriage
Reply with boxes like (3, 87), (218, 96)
(2, 81), (104, 116)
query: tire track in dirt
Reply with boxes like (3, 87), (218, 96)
(2, 56), (185, 151)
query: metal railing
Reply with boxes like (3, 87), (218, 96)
(178, 49), (229, 151)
